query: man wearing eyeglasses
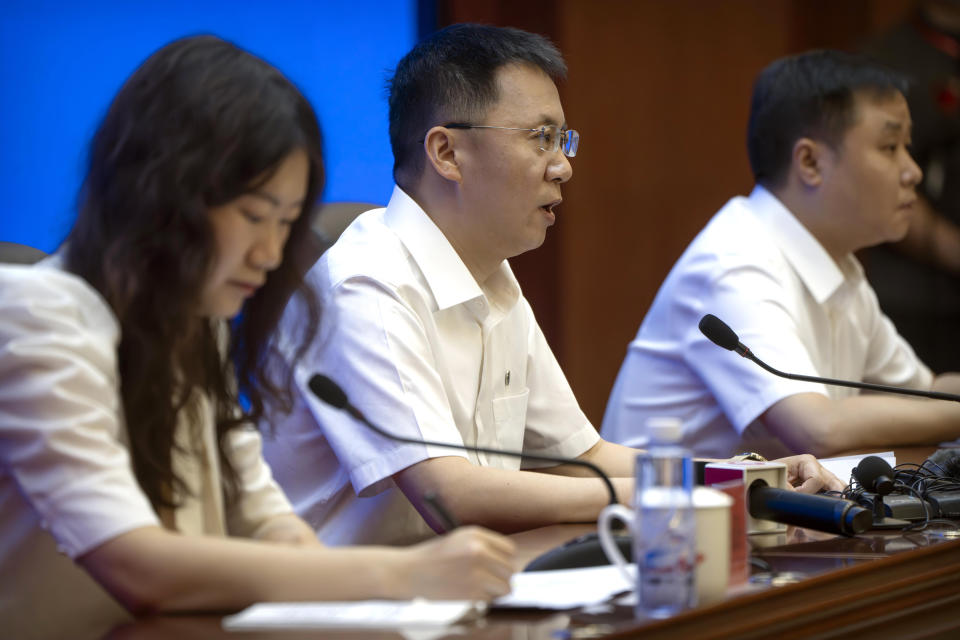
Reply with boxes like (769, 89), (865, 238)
(263, 24), (838, 545)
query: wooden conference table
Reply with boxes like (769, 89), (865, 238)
(103, 447), (960, 640)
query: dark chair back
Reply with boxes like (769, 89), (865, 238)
(0, 242), (47, 265)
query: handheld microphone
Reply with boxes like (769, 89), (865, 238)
(747, 481), (872, 536)
(308, 374), (619, 508)
(926, 448), (960, 480)
(903, 450), (960, 520)
(698, 314), (960, 403)
(706, 461), (872, 535)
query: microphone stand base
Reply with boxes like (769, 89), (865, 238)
(868, 517), (911, 530)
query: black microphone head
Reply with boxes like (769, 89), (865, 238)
(926, 448), (960, 480)
(699, 314), (740, 351)
(308, 374), (349, 410)
(853, 455), (895, 495)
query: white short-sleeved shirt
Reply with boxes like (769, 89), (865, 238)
(263, 186), (599, 545)
(0, 259), (294, 639)
(601, 186), (932, 459)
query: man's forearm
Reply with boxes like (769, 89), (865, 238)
(762, 392), (960, 458)
(395, 455), (633, 533)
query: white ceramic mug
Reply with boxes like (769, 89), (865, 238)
(598, 486), (733, 606)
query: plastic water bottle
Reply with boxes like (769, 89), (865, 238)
(635, 417), (696, 618)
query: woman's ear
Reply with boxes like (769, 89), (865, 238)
(423, 126), (463, 183)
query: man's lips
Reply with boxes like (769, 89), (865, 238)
(540, 199), (562, 220)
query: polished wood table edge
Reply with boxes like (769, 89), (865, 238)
(603, 536), (960, 639)
(108, 525), (960, 638)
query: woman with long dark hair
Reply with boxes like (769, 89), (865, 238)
(0, 35), (514, 637)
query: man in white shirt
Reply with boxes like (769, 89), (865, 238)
(602, 50), (960, 460)
(263, 25), (838, 545)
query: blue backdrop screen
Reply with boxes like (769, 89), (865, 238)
(0, 0), (414, 251)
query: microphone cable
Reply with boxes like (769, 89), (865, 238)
(308, 373), (621, 513)
(890, 460), (960, 533)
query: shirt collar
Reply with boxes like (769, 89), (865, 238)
(747, 185), (862, 305)
(384, 185), (519, 313)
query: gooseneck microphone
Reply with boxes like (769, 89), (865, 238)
(698, 314), (960, 403)
(698, 313), (750, 356)
(308, 374), (619, 507)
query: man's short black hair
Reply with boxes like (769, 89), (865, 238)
(747, 49), (908, 188)
(388, 23), (566, 187)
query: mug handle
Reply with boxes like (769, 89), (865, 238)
(597, 503), (636, 586)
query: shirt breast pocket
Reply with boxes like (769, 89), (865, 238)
(490, 388), (530, 466)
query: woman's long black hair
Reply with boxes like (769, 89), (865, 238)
(65, 35), (324, 511)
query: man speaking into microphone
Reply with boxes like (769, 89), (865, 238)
(260, 25), (836, 547)
(603, 50), (960, 460)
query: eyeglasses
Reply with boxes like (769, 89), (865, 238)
(444, 122), (580, 157)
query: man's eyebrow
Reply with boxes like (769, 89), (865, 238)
(882, 120), (904, 133)
(538, 114), (567, 128)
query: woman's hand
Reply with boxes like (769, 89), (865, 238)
(397, 526), (517, 601)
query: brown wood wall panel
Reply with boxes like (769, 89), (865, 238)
(438, 0), (916, 426)
(557, 0), (795, 427)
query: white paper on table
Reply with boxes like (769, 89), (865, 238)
(221, 599), (485, 632)
(819, 451), (896, 486)
(494, 564), (634, 610)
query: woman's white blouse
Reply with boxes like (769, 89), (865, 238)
(0, 260), (293, 638)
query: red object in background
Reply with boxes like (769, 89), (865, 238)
(936, 78), (960, 116)
(711, 479), (748, 586)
